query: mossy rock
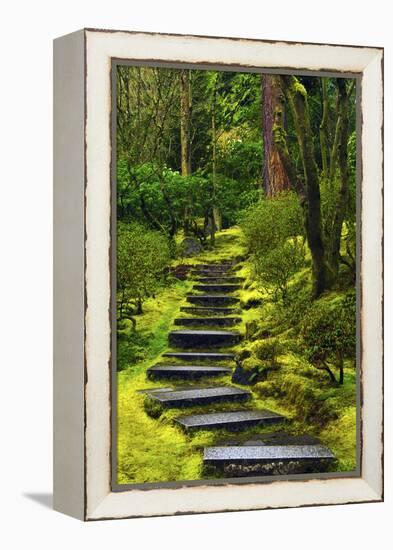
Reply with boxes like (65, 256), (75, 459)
(144, 397), (164, 419)
(232, 357), (278, 385)
(232, 363), (259, 385)
(236, 348), (252, 361)
(242, 297), (262, 310)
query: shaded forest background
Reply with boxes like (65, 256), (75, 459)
(117, 66), (356, 385)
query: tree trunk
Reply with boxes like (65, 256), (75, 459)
(329, 79), (350, 278)
(319, 78), (330, 176)
(210, 76), (219, 241)
(324, 364), (338, 384)
(279, 76), (332, 297)
(262, 75), (291, 196)
(338, 355), (344, 385)
(180, 70), (191, 176)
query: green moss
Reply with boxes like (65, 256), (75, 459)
(117, 279), (192, 373)
(292, 79), (307, 97)
(242, 357), (265, 372)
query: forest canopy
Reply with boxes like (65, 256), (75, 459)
(116, 66), (356, 296)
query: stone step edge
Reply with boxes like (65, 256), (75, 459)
(203, 444), (335, 462)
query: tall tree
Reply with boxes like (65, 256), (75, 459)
(328, 78), (351, 277)
(180, 69), (191, 176)
(278, 75), (332, 297)
(262, 75), (292, 196)
(319, 77), (330, 176)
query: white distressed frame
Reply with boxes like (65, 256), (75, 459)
(54, 29), (383, 521)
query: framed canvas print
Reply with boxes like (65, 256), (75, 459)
(53, 29), (384, 520)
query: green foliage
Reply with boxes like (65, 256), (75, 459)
(117, 221), (171, 315)
(275, 276), (313, 328)
(241, 192), (306, 301)
(253, 239), (306, 302)
(117, 161), (211, 234)
(253, 338), (282, 364)
(241, 192), (304, 255)
(300, 292), (356, 383)
(217, 139), (262, 186)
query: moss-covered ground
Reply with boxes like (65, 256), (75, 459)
(117, 227), (357, 485)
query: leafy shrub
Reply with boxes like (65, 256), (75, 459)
(253, 339), (282, 364)
(300, 292), (356, 384)
(240, 192), (304, 257)
(253, 239), (306, 302)
(117, 222), (171, 316)
(240, 193), (306, 302)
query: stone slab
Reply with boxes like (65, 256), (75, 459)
(176, 409), (285, 430)
(193, 284), (241, 293)
(174, 317), (242, 327)
(186, 295), (239, 306)
(163, 351), (236, 361)
(204, 444), (335, 463)
(195, 277), (244, 284)
(147, 364), (232, 379)
(242, 433), (322, 446)
(145, 385), (251, 407)
(169, 329), (241, 347)
(180, 306), (241, 315)
(194, 264), (235, 270)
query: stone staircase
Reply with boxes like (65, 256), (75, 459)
(144, 259), (335, 478)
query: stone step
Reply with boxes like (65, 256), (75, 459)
(169, 329), (241, 348)
(186, 295), (239, 307)
(203, 445), (335, 473)
(144, 386), (251, 407)
(193, 284), (241, 293)
(163, 351), (236, 361)
(174, 317), (242, 327)
(175, 409), (285, 431)
(203, 444), (335, 476)
(180, 306), (241, 315)
(146, 364), (232, 379)
(192, 268), (234, 276)
(194, 264), (235, 270)
(195, 276), (244, 284)
(242, 433), (321, 446)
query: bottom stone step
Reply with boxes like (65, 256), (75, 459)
(203, 444), (335, 477)
(147, 364), (232, 379)
(175, 409), (285, 431)
(144, 386), (251, 407)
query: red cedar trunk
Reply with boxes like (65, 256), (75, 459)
(262, 75), (291, 196)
